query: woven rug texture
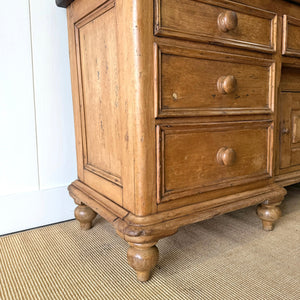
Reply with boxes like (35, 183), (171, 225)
(1, 186), (299, 300)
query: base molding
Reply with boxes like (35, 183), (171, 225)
(70, 180), (286, 281)
(276, 170), (300, 187)
(69, 180), (286, 243)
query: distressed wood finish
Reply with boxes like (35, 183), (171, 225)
(76, 4), (122, 182)
(283, 15), (300, 57)
(279, 93), (300, 169)
(155, 44), (275, 117)
(155, 0), (277, 53)
(57, 0), (300, 281)
(157, 120), (273, 203)
(278, 66), (300, 179)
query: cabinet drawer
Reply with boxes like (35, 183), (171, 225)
(154, 0), (277, 53)
(155, 44), (274, 117)
(283, 15), (300, 57)
(156, 121), (273, 203)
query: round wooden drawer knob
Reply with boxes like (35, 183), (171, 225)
(218, 11), (238, 32)
(217, 75), (237, 94)
(217, 147), (236, 166)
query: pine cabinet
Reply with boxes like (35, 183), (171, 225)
(56, 0), (300, 281)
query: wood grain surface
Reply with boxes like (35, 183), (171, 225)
(62, 0), (300, 281)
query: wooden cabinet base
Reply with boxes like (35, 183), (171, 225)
(69, 180), (286, 281)
(58, 0), (300, 282)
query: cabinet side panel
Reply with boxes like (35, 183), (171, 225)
(77, 6), (122, 183)
(67, 1), (123, 207)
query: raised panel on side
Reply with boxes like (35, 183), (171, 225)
(291, 148), (300, 166)
(73, 1), (123, 204)
(157, 121), (273, 203)
(292, 111), (300, 144)
(279, 92), (300, 172)
(290, 109), (300, 167)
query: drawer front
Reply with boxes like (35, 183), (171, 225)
(155, 44), (274, 117)
(156, 121), (273, 203)
(283, 15), (300, 57)
(154, 0), (277, 53)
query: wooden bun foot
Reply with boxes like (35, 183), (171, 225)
(127, 243), (159, 282)
(256, 201), (282, 231)
(74, 204), (97, 230)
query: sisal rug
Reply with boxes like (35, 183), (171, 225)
(1, 186), (300, 300)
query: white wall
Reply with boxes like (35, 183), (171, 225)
(0, 0), (77, 235)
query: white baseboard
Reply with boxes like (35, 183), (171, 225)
(0, 186), (75, 236)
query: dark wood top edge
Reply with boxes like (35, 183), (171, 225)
(286, 0), (300, 4)
(55, 0), (300, 9)
(56, 0), (74, 8)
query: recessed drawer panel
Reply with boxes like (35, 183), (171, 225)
(283, 15), (300, 57)
(156, 121), (273, 203)
(155, 44), (274, 117)
(154, 0), (277, 53)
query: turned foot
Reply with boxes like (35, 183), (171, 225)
(127, 242), (159, 282)
(74, 204), (97, 230)
(256, 201), (282, 231)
